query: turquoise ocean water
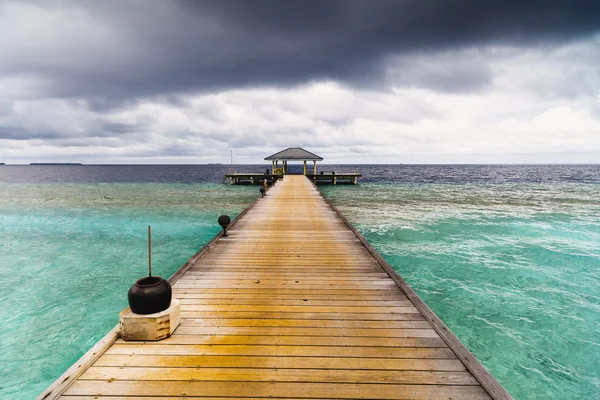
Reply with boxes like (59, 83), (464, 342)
(321, 181), (600, 399)
(0, 181), (257, 399)
(1, 165), (599, 399)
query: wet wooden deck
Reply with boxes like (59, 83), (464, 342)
(43, 175), (511, 400)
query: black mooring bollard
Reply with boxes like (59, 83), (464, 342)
(260, 188), (265, 197)
(218, 214), (231, 236)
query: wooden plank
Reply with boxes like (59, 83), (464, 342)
(61, 398), (350, 400)
(174, 279), (396, 285)
(81, 366), (480, 385)
(179, 318), (429, 329)
(173, 288), (404, 295)
(176, 304), (420, 313)
(181, 274), (392, 281)
(173, 291), (408, 300)
(105, 344), (457, 358)
(171, 326), (440, 338)
(173, 282), (400, 289)
(182, 275), (389, 280)
(180, 311), (426, 320)
(95, 354), (467, 371)
(61, 398), (370, 400)
(179, 298), (411, 306)
(114, 335), (446, 347)
(64, 381), (492, 399)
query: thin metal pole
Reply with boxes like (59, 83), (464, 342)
(148, 225), (152, 277)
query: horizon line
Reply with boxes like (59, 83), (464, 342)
(2, 162), (600, 166)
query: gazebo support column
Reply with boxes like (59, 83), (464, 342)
(264, 148), (324, 177)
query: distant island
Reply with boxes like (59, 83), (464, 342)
(30, 163), (83, 165)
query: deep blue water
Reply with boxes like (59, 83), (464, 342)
(2, 163), (598, 184)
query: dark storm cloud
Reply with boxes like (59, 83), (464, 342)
(0, 118), (141, 140)
(3, 0), (600, 101)
(0, 127), (63, 141)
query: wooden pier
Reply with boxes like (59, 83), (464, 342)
(225, 173), (282, 185)
(226, 172), (362, 185)
(307, 173), (362, 185)
(41, 175), (511, 400)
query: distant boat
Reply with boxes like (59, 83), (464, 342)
(30, 163), (82, 165)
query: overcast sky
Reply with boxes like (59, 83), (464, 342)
(1, 0), (600, 164)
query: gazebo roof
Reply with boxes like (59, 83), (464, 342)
(264, 147), (323, 161)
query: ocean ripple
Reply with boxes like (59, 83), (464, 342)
(322, 178), (600, 400)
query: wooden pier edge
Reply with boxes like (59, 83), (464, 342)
(37, 326), (119, 400)
(310, 178), (514, 400)
(37, 195), (263, 400)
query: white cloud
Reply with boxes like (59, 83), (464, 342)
(1, 36), (600, 164)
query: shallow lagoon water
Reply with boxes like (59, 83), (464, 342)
(0, 180), (257, 399)
(1, 164), (599, 399)
(320, 179), (600, 399)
